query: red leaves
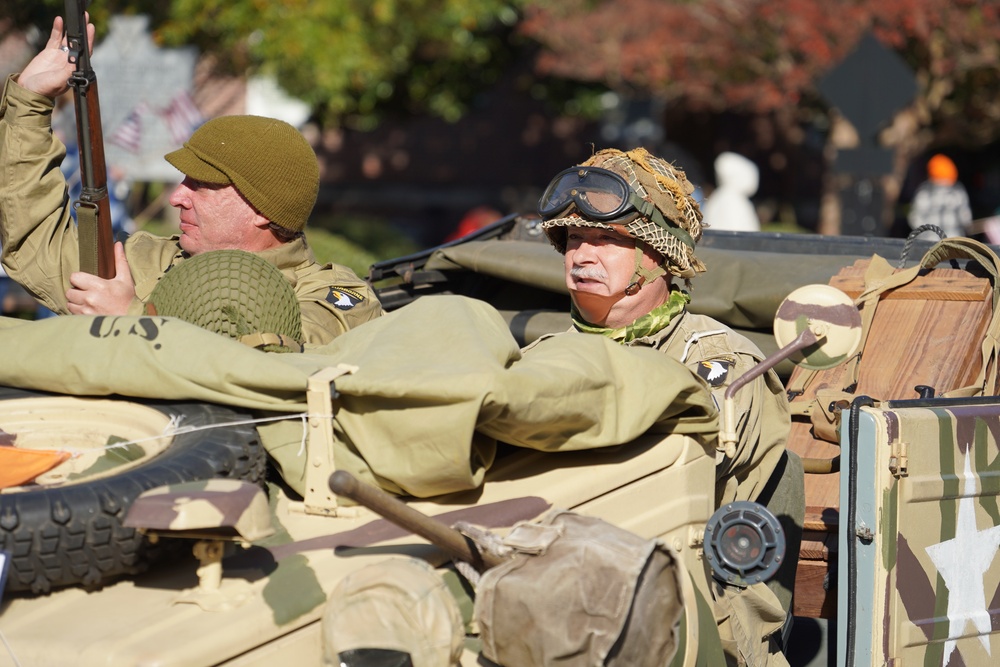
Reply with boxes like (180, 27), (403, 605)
(520, 0), (1000, 117)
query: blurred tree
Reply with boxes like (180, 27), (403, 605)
(5, 0), (526, 129)
(160, 0), (526, 130)
(9, 0), (998, 147)
(519, 0), (1000, 156)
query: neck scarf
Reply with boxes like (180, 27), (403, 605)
(572, 290), (690, 343)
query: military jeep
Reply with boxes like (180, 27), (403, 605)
(368, 215), (1000, 667)
(0, 215), (996, 667)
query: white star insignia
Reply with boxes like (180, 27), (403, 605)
(924, 451), (1000, 666)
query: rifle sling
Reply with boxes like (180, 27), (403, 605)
(77, 202), (101, 276)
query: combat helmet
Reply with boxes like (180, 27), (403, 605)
(147, 249), (303, 353)
(539, 147), (706, 282)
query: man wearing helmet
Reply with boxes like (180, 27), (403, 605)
(537, 147), (798, 667)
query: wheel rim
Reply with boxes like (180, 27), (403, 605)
(0, 397), (175, 490)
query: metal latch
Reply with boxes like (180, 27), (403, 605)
(888, 439), (908, 478)
(300, 364), (357, 516)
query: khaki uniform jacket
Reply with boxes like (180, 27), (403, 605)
(0, 76), (383, 346)
(531, 309), (793, 667)
(627, 310), (789, 508)
(628, 310), (793, 667)
(534, 310), (789, 507)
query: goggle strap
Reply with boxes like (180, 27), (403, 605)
(624, 191), (696, 249)
(646, 206), (696, 249)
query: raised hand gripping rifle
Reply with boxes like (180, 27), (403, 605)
(64, 0), (115, 279)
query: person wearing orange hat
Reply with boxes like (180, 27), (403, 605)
(907, 153), (972, 240)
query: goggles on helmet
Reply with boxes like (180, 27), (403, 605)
(537, 166), (694, 248)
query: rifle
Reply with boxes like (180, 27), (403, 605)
(64, 1), (115, 279)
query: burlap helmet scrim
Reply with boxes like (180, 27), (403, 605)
(542, 147), (706, 279)
(148, 249), (303, 352)
(164, 115), (319, 233)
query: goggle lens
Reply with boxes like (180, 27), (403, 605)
(538, 167), (630, 220)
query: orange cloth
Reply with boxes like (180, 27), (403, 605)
(0, 447), (71, 488)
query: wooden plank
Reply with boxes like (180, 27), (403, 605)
(803, 503), (838, 533)
(831, 266), (991, 301)
(799, 533), (834, 561)
(793, 559), (836, 619)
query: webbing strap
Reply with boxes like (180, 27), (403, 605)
(927, 238), (1000, 396)
(77, 203), (100, 276)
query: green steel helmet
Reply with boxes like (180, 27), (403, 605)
(539, 147), (706, 279)
(147, 249), (303, 353)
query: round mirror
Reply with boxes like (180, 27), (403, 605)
(773, 284), (862, 370)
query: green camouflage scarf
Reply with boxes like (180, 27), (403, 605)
(572, 290), (690, 343)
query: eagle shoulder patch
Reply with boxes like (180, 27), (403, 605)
(696, 359), (733, 387)
(326, 287), (365, 310)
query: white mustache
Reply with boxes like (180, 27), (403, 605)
(570, 266), (608, 281)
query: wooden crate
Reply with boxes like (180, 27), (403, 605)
(786, 259), (994, 619)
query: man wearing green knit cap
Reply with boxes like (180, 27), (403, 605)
(0, 16), (382, 345)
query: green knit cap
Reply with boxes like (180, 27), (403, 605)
(165, 115), (319, 233)
(148, 250), (303, 353)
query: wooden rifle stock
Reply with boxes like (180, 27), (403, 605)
(64, 0), (115, 279)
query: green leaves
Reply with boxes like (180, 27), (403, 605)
(156, 0), (527, 127)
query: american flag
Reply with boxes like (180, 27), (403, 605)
(108, 103), (149, 153)
(160, 91), (204, 145)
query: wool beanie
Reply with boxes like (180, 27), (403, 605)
(165, 115), (320, 233)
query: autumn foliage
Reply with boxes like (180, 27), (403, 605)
(520, 0), (1000, 146)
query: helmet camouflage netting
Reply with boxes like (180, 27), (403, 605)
(542, 147), (706, 279)
(148, 249), (303, 353)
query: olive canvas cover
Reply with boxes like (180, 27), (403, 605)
(0, 296), (716, 497)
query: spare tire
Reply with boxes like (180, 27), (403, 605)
(0, 387), (266, 594)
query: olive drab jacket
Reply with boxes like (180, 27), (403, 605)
(627, 309), (789, 509)
(0, 76), (382, 345)
(528, 307), (793, 667)
(628, 309), (793, 667)
(530, 309), (789, 508)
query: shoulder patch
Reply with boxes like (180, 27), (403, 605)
(696, 359), (732, 387)
(326, 287), (366, 310)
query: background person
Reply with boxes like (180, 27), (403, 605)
(535, 147), (800, 667)
(0, 16), (382, 344)
(907, 153), (972, 240)
(701, 151), (762, 232)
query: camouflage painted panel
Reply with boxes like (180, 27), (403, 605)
(868, 403), (1000, 667)
(123, 478), (275, 542)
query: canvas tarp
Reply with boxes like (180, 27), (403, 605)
(0, 295), (717, 497)
(424, 241), (866, 330)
